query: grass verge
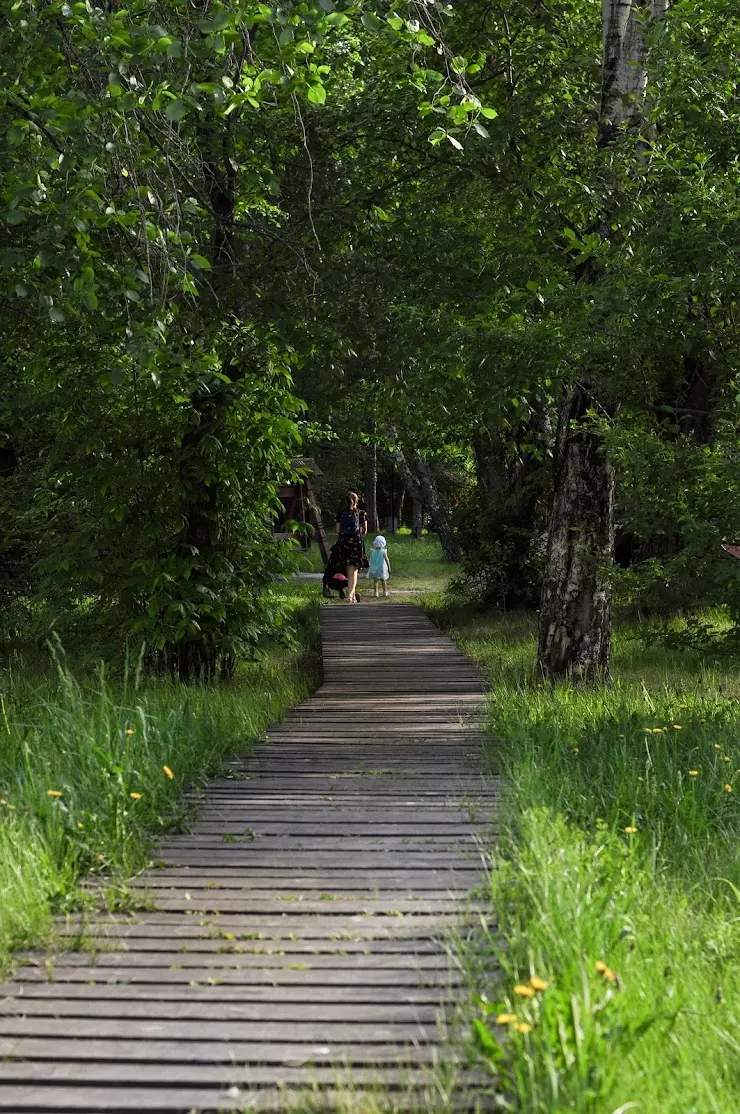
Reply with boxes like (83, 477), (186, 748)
(295, 532), (455, 594)
(0, 594), (320, 972)
(433, 606), (740, 1114)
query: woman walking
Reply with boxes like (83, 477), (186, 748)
(334, 491), (367, 604)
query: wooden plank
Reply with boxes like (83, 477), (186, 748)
(0, 999), (442, 1023)
(0, 1037), (443, 1064)
(0, 1018), (443, 1041)
(8, 967), (464, 986)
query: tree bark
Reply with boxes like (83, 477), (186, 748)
(538, 386), (615, 682)
(364, 440), (379, 531)
(412, 496), (423, 539)
(537, 0), (667, 682)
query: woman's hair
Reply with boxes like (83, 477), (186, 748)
(345, 491), (358, 510)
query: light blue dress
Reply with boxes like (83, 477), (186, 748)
(368, 547), (389, 580)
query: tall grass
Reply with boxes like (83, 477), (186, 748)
(0, 623), (319, 970)
(434, 606), (740, 1114)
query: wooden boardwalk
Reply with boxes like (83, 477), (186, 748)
(0, 603), (500, 1112)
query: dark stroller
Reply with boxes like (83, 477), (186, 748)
(322, 544), (349, 599)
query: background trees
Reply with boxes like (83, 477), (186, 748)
(2, 0), (739, 678)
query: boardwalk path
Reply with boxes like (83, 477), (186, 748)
(0, 603), (500, 1112)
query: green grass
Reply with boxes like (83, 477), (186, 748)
(0, 592), (320, 972)
(433, 605), (740, 1114)
(295, 532), (454, 594)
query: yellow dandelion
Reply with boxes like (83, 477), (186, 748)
(724, 784), (732, 793)
(163, 765), (174, 780)
(671, 724), (682, 730)
(76, 822), (84, 829)
(595, 962), (617, 984)
(529, 976), (549, 991)
(513, 984), (535, 998)
(571, 747), (579, 754)
(624, 826), (638, 834)
(125, 728), (135, 736)
(7, 803), (16, 810)
(96, 854), (105, 861)
(47, 789), (63, 798)
(494, 1013), (517, 1025)
(723, 756), (731, 763)
(688, 770), (699, 777)
(513, 1021), (533, 1034)
(714, 744), (722, 750)
(0, 799), (6, 806)
(130, 792), (142, 800)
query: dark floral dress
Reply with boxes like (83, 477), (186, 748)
(335, 509), (369, 568)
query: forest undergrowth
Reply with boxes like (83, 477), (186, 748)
(434, 604), (740, 1114)
(0, 591), (320, 973)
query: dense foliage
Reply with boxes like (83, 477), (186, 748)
(2, 0), (740, 671)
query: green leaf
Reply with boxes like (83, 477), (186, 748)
(165, 99), (187, 122)
(306, 83), (326, 105)
(278, 27), (294, 45)
(479, 106), (498, 120)
(473, 122), (490, 138)
(446, 133), (463, 151)
(361, 11), (382, 31)
(189, 255), (212, 270)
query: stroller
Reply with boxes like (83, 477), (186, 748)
(322, 543), (349, 599)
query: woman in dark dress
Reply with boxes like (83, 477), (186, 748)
(334, 491), (368, 604)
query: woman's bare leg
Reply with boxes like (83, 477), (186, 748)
(347, 566), (358, 602)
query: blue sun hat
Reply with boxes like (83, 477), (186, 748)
(372, 535), (387, 549)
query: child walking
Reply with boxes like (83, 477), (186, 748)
(368, 535), (391, 598)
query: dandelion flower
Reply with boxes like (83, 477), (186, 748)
(0, 799), (6, 807)
(130, 792), (142, 800)
(672, 724), (682, 730)
(76, 822), (84, 829)
(529, 976), (549, 991)
(494, 1013), (517, 1025)
(624, 826), (638, 834)
(125, 728), (135, 736)
(47, 790), (63, 798)
(513, 1021), (533, 1034)
(688, 770), (699, 777)
(513, 984), (535, 998)
(163, 766), (174, 780)
(595, 960), (617, 983)
(724, 784), (732, 793)
(714, 744), (722, 750)
(571, 747), (579, 754)
(97, 854), (105, 861)
(723, 756), (731, 763)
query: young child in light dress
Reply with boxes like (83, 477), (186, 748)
(368, 535), (391, 598)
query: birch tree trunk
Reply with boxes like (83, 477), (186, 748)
(412, 496), (423, 539)
(537, 386), (615, 681)
(390, 438), (460, 562)
(537, 0), (667, 683)
(364, 441), (379, 531)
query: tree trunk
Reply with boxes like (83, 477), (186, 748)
(364, 441), (379, 531)
(537, 0), (666, 682)
(538, 386), (615, 682)
(394, 484), (405, 532)
(412, 496), (423, 539)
